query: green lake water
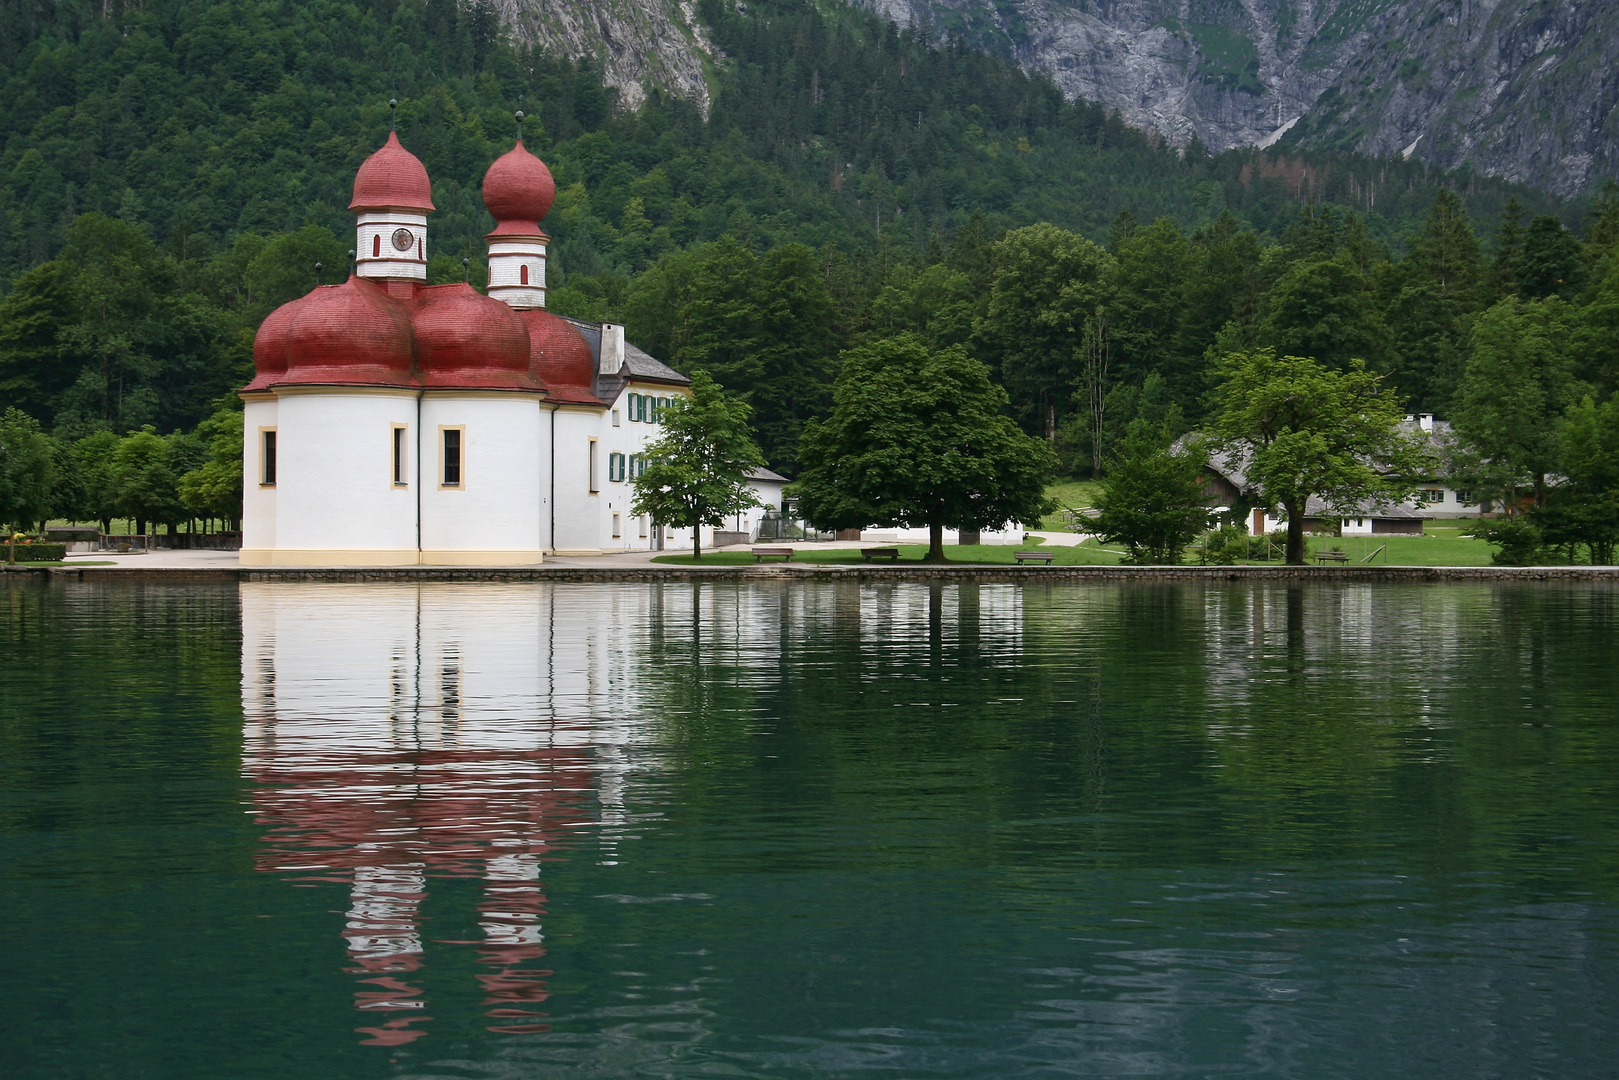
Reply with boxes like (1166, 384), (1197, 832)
(1, 578), (1616, 1078)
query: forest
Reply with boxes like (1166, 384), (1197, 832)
(0, 0), (1615, 552)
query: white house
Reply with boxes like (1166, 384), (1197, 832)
(240, 127), (728, 565)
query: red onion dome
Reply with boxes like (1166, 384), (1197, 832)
(519, 309), (598, 400)
(280, 277), (417, 387)
(412, 285), (540, 391)
(243, 294), (308, 392)
(482, 140), (555, 235)
(350, 131), (436, 212)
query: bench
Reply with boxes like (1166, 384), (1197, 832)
(751, 546), (795, 562)
(860, 547), (900, 562)
(1013, 550), (1055, 564)
(1316, 549), (1349, 564)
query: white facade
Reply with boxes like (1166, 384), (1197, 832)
(355, 211), (428, 281)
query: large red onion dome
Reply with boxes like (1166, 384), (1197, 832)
(279, 277), (417, 387)
(519, 309), (598, 401)
(244, 293), (309, 392)
(482, 140), (554, 235)
(350, 131), (436, 212)
(413, 285), (540, 391)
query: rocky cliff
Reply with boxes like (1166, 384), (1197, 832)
(495, 0), (716, 115)
(854, 0), (1617, 196)
(495, 0), (1614, 196)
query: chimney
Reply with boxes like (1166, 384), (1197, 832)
(599, 323), (625, 375)
(1419, 413), (1434, 431)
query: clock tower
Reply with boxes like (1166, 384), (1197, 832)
(350, 130), (435, 282)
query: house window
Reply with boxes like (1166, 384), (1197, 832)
(392, 425), (408, 486)
(629, 392), (643, 422)
(612, 409), (621, 427)
(261, 429), (277, 486)
(1422, 489), (1444, 503)
(1454, 489), (1475, 504)
(612, 513), (621, 538)
(638, 515), (648, 538)
(520, 264), (529, 285)
(608, 452), (626, 482)
(628, 453), (642, 479)
(441, 427), (463, 488)
(588, 439), (598, 492)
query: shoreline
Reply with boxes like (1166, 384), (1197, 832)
(6, 563), (1619, 583)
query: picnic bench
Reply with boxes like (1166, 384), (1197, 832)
(751, 546), (795, 562)
(1315, 549), (1349, 564)
(1013, 550), (1055, 564)
(860, 547), (900, 562)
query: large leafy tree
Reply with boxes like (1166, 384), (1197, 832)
(1452, 297), (1579, 510)
(630, 371), (764, 560)
(178, 408), (245, 525)
(0, 408), (57, 532)
(1212, 350), (1426, 565)
(795, 335), (1057, 562)
(977, 223), (1112, 439)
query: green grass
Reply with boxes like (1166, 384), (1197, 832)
(1234, 524), (1496, 566)
(652, 540), (1127, 566)
(1039, 478), (1102, 531)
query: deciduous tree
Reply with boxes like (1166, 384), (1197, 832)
(795, 335), (1057, 562)
(630, 371), (763, 561)
(1212, 350), (1425, 565)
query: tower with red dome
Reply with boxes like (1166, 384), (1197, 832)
(237, 113), (778, 567)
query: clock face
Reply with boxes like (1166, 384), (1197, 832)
(390, 228), (415, 252)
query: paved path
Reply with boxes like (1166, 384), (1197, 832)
(53, 535), (1083, 572)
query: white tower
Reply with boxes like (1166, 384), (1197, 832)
(351, 127), (435, 282)
(481, 125), (555, 309)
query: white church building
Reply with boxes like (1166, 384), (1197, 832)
(239, 127), (781, 565)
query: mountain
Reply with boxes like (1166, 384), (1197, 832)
(494, 0), (715, 114)
(852, 0), (1619, 197)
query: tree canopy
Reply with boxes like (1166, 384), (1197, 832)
(795, 334), (1056, 561)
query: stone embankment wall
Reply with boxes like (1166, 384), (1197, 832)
(7, 565), (1619, 584)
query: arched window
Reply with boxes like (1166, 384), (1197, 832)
(520, 264), (529, 285)
(372, 234), (380, 258)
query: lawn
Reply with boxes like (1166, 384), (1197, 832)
(1039, 478), (1102, 531)
(1282, 525), (1495, 566)
(652, 540), (1127, 566)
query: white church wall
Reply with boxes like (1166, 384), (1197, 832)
(241, 397), (278, 560)
(419, 395), (546, 564)
(267, 391), (420, 564)
(550, 408), (602, 554)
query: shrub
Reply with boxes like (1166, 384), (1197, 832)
(5, 540), (67, 562)
(1467, 517), (1543, 565)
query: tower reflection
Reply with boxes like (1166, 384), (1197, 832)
(240, 583), (648, 1045)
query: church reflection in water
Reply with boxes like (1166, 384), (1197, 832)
(241, 580), (1028, 1046)
(240, 583), (656, 1046)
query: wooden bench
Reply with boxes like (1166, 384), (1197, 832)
(1013, 550), (1055, 564)
(751, 546), (795, 562)
(860, 547), (900, 562)
(1315, 549), (1349, 564)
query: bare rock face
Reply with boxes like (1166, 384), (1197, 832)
(858, 0), (1619, 196)
(495, 0), (716, 116)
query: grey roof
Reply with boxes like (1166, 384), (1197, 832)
(559, 316), (690, 390)
(1198, 438), (1429, 521)
(747, 467), (790, 484)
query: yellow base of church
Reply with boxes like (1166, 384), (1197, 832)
(239, 548), (546, 567)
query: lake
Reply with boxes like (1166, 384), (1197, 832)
(2, 578), (1616, 1078)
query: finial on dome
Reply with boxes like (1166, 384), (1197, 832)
(515, 110), (524, 142)
(348, 249), (356, 276)
(315, 261), (323, 286)
(389, 98), (398, 131)
(463, 256), (470, 283)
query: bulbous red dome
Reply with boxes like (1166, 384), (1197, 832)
(519, 309), (598, 401)
(280, 277), (417, 387)
(482, 140), (554, 234)
(350, 131), (436, 212)
(413, 285), (539, 391)
(244, 294), (308, 392)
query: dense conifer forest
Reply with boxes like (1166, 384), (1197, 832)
(2, 0), (1616, 557)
